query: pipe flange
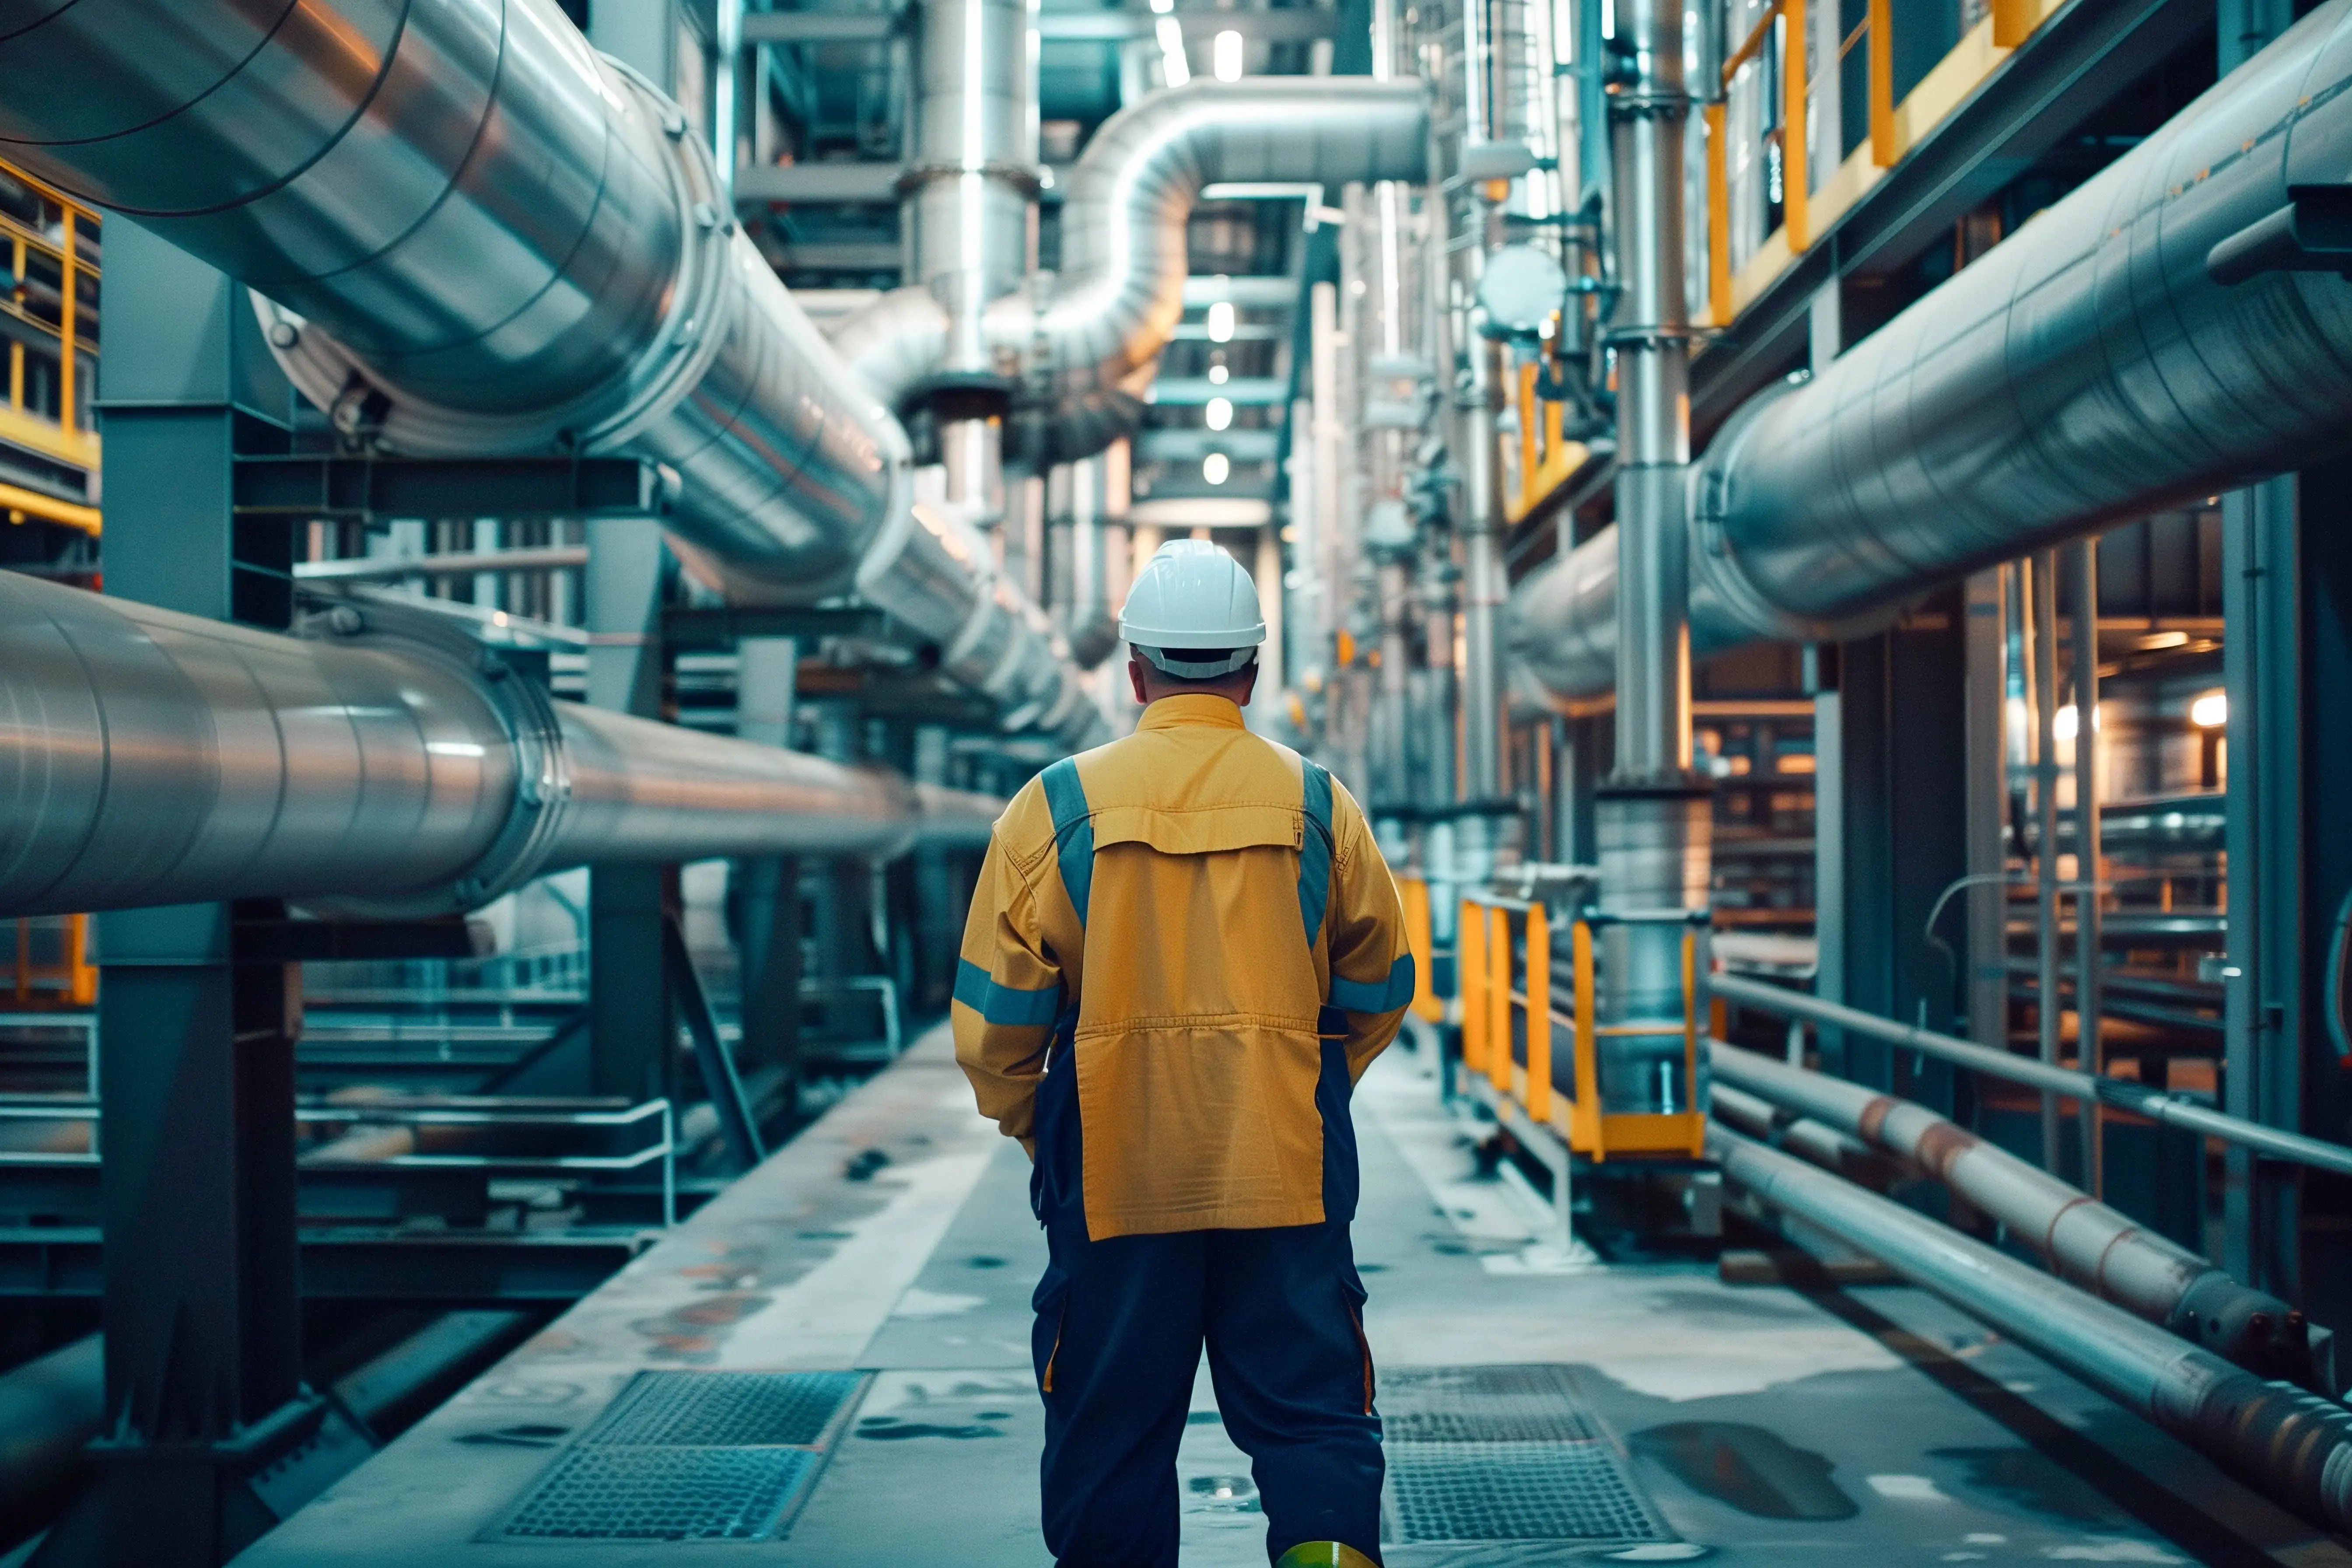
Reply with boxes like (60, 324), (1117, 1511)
(896, 160), (1047, 199)
(1690, 374), (1901, 648)
(292, 597), (572, 918)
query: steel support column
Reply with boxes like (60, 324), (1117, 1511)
(2222, 476), (2301, 1298)
(39, 225), (359, 1568)
(1964, 568), (2010, 1054)
(586, 516), (673, 1102)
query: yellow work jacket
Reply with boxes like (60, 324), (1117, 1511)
(953, 694), (1414, 1240)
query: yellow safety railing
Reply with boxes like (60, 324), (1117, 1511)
(1459, 893), (1707, 1162)
(1503, 357), (1591, 524)
(11, 914), (95, 1008)
(0, 158), (101, 532)
(1701, 0), (2062, 329)
(1397, 875), (1446, 1023)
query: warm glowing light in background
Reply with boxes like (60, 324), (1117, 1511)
(2191, 690), (2228, 729)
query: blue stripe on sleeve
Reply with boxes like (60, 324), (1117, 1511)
(953, 958), (1064, 1026)
(1329, 952), (1416, 1014)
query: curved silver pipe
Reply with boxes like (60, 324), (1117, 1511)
(835, 79), (1432, 457)
(1513, 0), (2352, 702)
(0, 573), (998, 920)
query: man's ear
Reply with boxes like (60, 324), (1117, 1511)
(1128, 654), (1149, 706)
(1236, 662), (1260, 707)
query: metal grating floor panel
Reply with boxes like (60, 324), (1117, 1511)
(502, 1446), (817, 1541)
(1384, 1440), (1674, 1545)
(1379, 1364), (1604, 1445)
(495, 1370), (868, 1542)
(584, 1370), (866, 1449)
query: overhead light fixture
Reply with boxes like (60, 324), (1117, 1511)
(2191, 690), (2227, 729)
(1204, 453), (1231, 484)
(1208, 363), (1229, 384)
(2053, 703), (2098, 742)
(1157, 15), (1190, 84)
(1206, 300), (1235, 342)
(1214, 28), (1244, 80)
(1205, 396), (1233, 431)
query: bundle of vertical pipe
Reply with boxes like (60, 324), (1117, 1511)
(1508, 0), (2352, 705)
(1707, 1040), (2352, 1534)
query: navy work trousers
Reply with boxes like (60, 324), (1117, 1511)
(1030, 1215), (1385, 1568)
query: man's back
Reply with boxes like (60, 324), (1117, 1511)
(954, 693), (1414, 1239)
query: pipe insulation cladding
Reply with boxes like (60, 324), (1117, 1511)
(0, 571), (998, 920)
(0, 0), (1105, 748)
(1512, 0), (2352, 703)
(1706, 1041), (2318, 1385)
(831, 78), (1432, 459)
(1714, 1128), (2352, 1536)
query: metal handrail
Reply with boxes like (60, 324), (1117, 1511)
(1708, 971), (2352, 1178)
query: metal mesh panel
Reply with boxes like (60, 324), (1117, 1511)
(1380, 1364), (1604, 1444)
(585, 1371), (865, 1449)
(497, 1370), (868, 1542)
(502, 1446), (816, 1541)
(1384, 1441), (1673, 1545)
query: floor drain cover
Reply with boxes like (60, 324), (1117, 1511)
(586, 1370), (866, 1448)
(1381, 1364), (1604, 1444)
(495, 1371), (868, 1542)
(1384, 1440), (1674, 1545)
(503, 1446), (816, 1541)
(1379, 1367), (1676, 1548)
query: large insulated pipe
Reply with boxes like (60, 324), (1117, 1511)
(1708, 1040), (2318, 1385)
(1512, 0), (2352, 701)
(0, 572), (999, 920)
(905, 0), (1036, 380)
(1715, 1127), (2352, 1536)
(833, 79), (1432, 458)
(0, 0), (1107, 751)
(1590, 0), (1709, 1063)
(0, 0), (902, 606)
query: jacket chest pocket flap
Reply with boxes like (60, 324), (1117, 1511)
(1087, 802), (1306, 857)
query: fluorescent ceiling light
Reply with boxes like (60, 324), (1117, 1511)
(1157, 16), (1190, 84)
(1214, 28), (1244, 80)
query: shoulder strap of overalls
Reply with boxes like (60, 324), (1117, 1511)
(1040, 756), (1094, 928)
(1298, 759), (1335, 950)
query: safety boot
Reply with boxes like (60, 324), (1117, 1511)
(1274, 1544), (1379, 1568)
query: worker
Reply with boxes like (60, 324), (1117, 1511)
(954, 540), (1415, 1568)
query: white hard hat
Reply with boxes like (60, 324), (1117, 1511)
(1119, 539), (1267, 678)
